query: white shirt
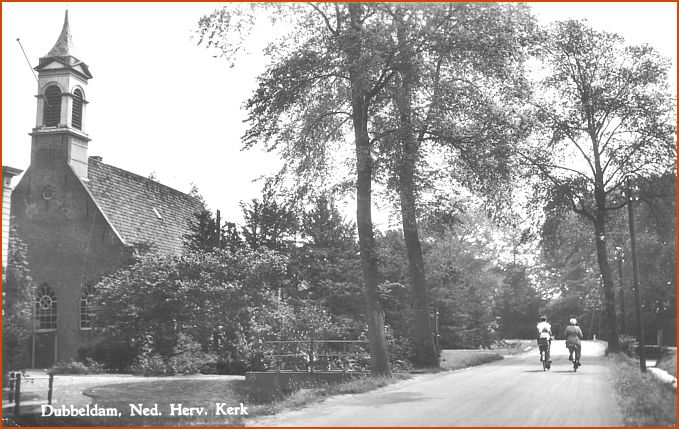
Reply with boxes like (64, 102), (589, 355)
(537, 321), (552, 339)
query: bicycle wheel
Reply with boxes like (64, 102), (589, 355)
(573, 359), (578, 372)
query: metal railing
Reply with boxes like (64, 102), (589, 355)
(263, 340), (370, 372)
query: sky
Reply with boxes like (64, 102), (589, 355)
(2, 2), (677, 225)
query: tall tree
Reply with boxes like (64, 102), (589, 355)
(198, 3), (397, 374)
(374, 3), (535, 367)
(526, 20), (676, 351)
(199, 2), (535, 370)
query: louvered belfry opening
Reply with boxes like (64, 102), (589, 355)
(72, 88), (83, 130)
(43, 85), (62, 127)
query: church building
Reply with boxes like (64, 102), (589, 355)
(10, 11), (203, 368)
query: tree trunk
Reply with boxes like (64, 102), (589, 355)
(399, 164), (438, 367)
(592, 202), (619, 352)
(588, 120), (619, 352)
(393, 12), (438, 368)
(346, 2), (390, 376)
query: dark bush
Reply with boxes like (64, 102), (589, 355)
(78, 342), (135, 372)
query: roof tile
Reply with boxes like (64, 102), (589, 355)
(83, 158), (203, 256)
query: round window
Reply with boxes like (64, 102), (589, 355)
(39, 295), (53, 310)
(41, 185), (55, 200)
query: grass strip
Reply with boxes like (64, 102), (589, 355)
(609, 352), (676, 426)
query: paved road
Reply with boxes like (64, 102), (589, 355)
(250, 340), (623, 426)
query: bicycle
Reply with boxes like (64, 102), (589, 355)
(567, 345), (579, 372)
(538, 338), (551, 371)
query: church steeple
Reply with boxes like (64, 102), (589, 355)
(36, 10), (92, 77)
(44, 10), (77, 60)
(30, 10), (93, 179)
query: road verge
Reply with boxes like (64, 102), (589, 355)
(609, 352), (676, 426)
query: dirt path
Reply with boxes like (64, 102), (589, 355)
(250, 340), (623, 426)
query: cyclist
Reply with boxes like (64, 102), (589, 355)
(564, 318), (583, 367)
(536, 316), (552, 367)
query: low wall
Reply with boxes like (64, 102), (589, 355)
(245, 371), (370, 401)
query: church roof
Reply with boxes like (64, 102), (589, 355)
(83, 157), (203, 256)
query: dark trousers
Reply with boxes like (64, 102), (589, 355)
(538, 339), (551, 361)
(568, 343), (581, 361)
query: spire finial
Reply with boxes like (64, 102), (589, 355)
(44, 9), (77, 59)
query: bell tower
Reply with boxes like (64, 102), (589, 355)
(30, 10), (93, 179)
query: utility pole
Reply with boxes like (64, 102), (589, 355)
(626, 177), (646, 372)
(434, 307), (439, 353)
(614, 247), (627, 335)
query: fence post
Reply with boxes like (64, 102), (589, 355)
(13, 373), (21, 418)
(48, 373), (54, 405)
(309, 340), (315, 373)
(9, 372), (15, 404)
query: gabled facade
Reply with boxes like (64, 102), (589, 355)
(10, 11), (202, 367)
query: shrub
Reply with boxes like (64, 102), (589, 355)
(78, 342), (136, 372)
(50, 358), (106, 375)
(92, 247), (288, 374)
(618, 335), (638, 358)
(130, 353), (170, 376)
(130, 334), (218, 376)
(168, 334), (217, 375)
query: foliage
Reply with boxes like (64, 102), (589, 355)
(612, 174), (676, 345)
(526, 19), (676, 350)
(376, 206), (514, 350)
(423, 219), (505, 348)
(539, 173), (676, 344)
(617, 335), (638, 358)
(249, 299), (356, 371)
(92, 247), (288, 372)
(78, 341), (136, 373)
(130, 334), (217, 376)
(184, 186), (243, 253)
(495, 265), (545, 339)
(240, 187), (298, 252)
(49, 358), (106, 375)
(2, 231), (34, 374)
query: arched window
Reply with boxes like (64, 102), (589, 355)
(35, 284), (57, 331)
(80, 285), (94, 329)
(72, 89), (84, 130)
(43, 86), (62, 127)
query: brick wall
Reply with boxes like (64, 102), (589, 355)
(11, 136), (132, 366)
